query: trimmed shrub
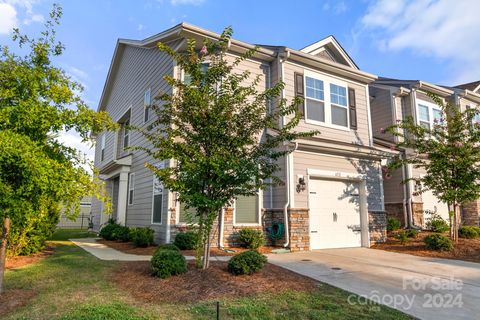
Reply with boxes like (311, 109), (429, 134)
(173, 231), (198, 250)
(112, 225), (131, 242)
(459, 226), (479, 239)
(155, 243), (180, 253)
(151, 249), (187, 279)
(386, 217), (401, 232)
(405, 229), (419, 238)
(424, 234), (453, 251)
(228, 250), (267, 275)
(99, 220), (122, 241)
(425, 212), (450, 233)
(237, 229), (265, 250)
(395, 230), (409, 245)
(130, 227), (155, 247)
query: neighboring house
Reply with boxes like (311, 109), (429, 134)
(57, 197), (92, 229)
(92, 23), (389, 251)
(369, 78), (480, 228)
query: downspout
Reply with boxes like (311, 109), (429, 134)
(401, 153), (410, 228)
(407, 89), (419, 229)
(278, 49), (293, 248)
(218, 209), (225, 248)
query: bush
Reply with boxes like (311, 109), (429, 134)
(112, 225), (131, 242)
(459, 226), (479, 239)
(228, 250), (267, 275)
(386, 217), (401, 232)
(395, 231), (409, 245)
(237, 229), (265, 249)
(99, 220), (122, 241)
(173, 231), (198, 250)
(424, 234), (453, 251)
(130, 227), (155, 247)
(151, 249), (187, 279)
(155, 243), (180, 253)
(425, 212), (449, 233)
(405, 229), (419, 238)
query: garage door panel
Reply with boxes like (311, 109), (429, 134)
(309, 179), (362, 250)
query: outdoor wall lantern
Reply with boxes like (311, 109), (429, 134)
(296, 175), (306, 193)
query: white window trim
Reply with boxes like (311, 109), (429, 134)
(416, 99), (442, 129)
(304, 70), (350, 131)
(128, 173), (135, 206)
(123, 120), (130, 150)
(100, 134), (106, 161)
(144, 88), (151, 123)
(181, 61), (211, 84)
(151, 175), (163, 225)
(233, 190), (263, 227)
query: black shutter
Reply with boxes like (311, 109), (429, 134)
(348, 88), (357, 130)
(294, 72), (305, 118)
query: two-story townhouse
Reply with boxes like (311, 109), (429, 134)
(92, 23), (388, 252)
(370, 78), (480, 229)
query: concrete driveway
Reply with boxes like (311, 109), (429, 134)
(267, 248), (480, 320)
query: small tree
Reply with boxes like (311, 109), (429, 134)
(138, 28), (317, 269)
(387, 93), (480, 242)
(0, 5), (115, 293)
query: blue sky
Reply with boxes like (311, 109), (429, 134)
(1, 0), (479, 162)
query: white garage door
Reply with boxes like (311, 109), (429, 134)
(309, 179), (362, 249)
(422, 190), (450, 222)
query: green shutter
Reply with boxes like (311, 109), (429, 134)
(235, 195), (259, 224)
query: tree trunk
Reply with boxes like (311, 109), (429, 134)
(202, 227), (212, 270)
(454, 204), (460, 243)
(0, 217), (11, 295)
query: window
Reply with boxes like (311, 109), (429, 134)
(128, 173), (135, 205)
(234, 194), (260, 224)
(152, 176), (163, 224)
(144, 89), (151, 123)
(305, 76), (325, 122)
(417, 101), (442, 129)
(178, 202), (198, 224)
(469, 106), (480, 124)
(100, 134), (106, 161)
(304, 73), (349, 129)
(123, 119), (129, 149)
(330, 84), (348, 127)
(183, 62), (210, 85)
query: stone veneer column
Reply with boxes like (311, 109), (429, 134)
(288, 208), (309, 252)
(411, 202), (424, 227)
(462, 200), (480, 226)
(384, 203), (406, 226)
(369, 211), (387, 244)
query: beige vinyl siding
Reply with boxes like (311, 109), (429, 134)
(370, 86), (395, 142)
(283, 61), (371, 146)
(415, 91), (437, 105)
(383, 168), (404, 203)
(293, 151), (383, 211)
(314, 49), (336, 63)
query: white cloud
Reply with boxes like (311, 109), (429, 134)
(57, 130), (95, 173)
(23, 12), (43, 25)
(137, 23), (145, 31)
(322, 1), (347, 14)
(361, 0), (480, 84)
(170, 0), (205, 6)
(0, 3), (17, 35)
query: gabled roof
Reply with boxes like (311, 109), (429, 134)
(299, 35), (359, 70)
(374, 77), (454, 97)
(454, 80), (480, 93)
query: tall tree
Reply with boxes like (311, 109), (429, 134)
(0, 4), (115, 293)
(138, 28), (317, 269)
(387, 93), (480, 242)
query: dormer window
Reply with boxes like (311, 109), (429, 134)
(183, 62), (210, 85)
(144, 88), (151, 123)
(100, 134), (106, 161)
(417, 101), (442, 129)
(123, 119), (130, 150)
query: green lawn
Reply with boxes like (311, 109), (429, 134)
(4, 230), (413, 320)
(49, 228), (98, 241)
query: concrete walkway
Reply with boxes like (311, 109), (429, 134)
(267, 248), (480, 320)
(70, 238), (231, 261)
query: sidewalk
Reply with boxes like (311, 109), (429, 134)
(70, 238), (231, 262)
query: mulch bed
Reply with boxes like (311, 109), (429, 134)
(98, 239), (275, 256)
(0, 289), (36, 317)
(372, 231), (480, 263)
(111, 261), (319, 303)
(6, 245), (56, 270)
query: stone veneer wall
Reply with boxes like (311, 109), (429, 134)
(288, 208), (310, 252)
(384, 203), (406, 226)
(369, 211), (387, 244)
(462, 200), (480, 226)
(411, 202), (424, 227)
